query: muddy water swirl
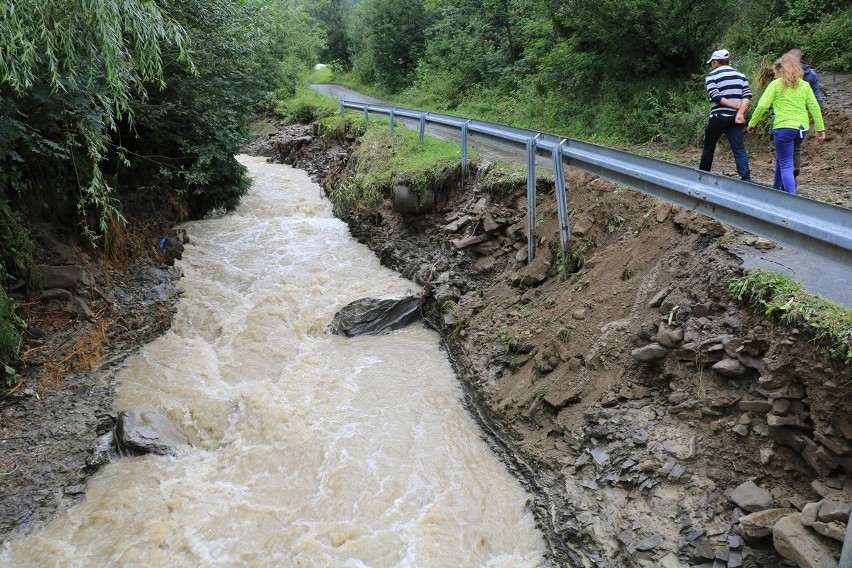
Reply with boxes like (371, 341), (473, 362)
(1, 156), (546, 567)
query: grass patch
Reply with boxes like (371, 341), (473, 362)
(326, 70), (390, 102)
(479, 160), (528, 194)
(443, 300), (464, 341)
(247, 118), (279, 139)
(729, 269), (852, 363)
(555, 245), (588, 282)
(315, 112), (367, 144)
(307, 65), (333, 84)
(329, 121), (471, 217)
(275, 83), (339, 124)
(478, 160), (553, 194)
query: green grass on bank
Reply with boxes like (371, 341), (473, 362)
(729, 269), (852, 364)
(307, 65), (334, 84)
(327, 117), (472, 217)
(328, 70), (715, 149)
(275, 83), (340, 124)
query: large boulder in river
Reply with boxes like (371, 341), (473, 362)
(116, 410), (189, 455)
(327, 296), (422, 336)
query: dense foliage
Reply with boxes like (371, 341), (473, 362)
(0, 0), (321, 378)
(0, 202), (31, 386)
(1, 1), (321, 233)
(349, 0), (427, 91)
(307, 0), (850, 146)
(118, 0), (321, 217)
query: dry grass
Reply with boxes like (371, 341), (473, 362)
(19, 304), (111, 394)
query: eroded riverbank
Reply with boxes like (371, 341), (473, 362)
(1, 157), (548, 566)
(2, 116), (850, 567)
(264, 119), (851, 567)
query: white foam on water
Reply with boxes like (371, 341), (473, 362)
(1, 156), (547, 567)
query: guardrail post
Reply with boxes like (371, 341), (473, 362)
(526, 136), (537, 262)
(389, 108), (395, 136)
(333, 99), (852, 272)
(363, 106), (369, 125)
(419, 113), (426, 144)
(461, 120), (470, 180)
(338, 100), (344, 114)
(553, 141), (570, 251)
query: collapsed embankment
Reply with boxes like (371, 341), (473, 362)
(258, 120), (852, 567)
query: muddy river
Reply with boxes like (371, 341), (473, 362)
(1, 156), (546, 566)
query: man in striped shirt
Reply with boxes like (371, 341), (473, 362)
(699, 49), (752, 181)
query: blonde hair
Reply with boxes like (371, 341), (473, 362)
(773, 53), (803, 92)
(786, 48), (804, 61)
(756, 65), (775, 91)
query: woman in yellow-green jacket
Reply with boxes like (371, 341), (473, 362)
(747, 53), (825, 195)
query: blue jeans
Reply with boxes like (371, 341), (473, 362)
(699, 115), (750, 181)
(773, 128), (805, 194)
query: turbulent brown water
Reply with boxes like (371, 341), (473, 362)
(1, 156), (546, 567)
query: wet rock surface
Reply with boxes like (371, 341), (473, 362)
(116, 409), (190, 456)
(327, 296), (422, 336)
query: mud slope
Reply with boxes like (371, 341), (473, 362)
(258, 112), (852, 566)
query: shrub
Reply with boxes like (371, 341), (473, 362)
(276, 85), (340, 125)
(0, 289), (24, 388)
(0, 202), (33, 387)
(802, 6), (852, 70)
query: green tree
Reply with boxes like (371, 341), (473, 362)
(417, 0), (549, 97)
(301, 0), (354, 67)
(554, 0), (727, 77)
(0, 0), (319, 384)
(0, 0), (192, 241)
(1, 0), (317, 236)
(350, 0), (426, 91)
(121, 0), (318, 216)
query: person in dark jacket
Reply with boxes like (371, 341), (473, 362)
(786, 49), (825, 177)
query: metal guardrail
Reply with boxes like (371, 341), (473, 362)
(339, 100), (852, 269)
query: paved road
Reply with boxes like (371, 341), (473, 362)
(730, 244), (851, 307)
(312, 84), (852, 307)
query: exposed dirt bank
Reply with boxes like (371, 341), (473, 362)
(251, 106), (851, 567)
(1, 85), (849, 567)
(0, 231), (180, 540)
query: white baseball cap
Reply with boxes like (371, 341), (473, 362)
(707, 49), (730, 64)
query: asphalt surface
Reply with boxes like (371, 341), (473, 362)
(311, 84), (852, 307)
(730, 244), (851, 307)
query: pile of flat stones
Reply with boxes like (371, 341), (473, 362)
(566, 403), (848, 566)
(623, 286), (851, 566)
(729, 479), (847, 567)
